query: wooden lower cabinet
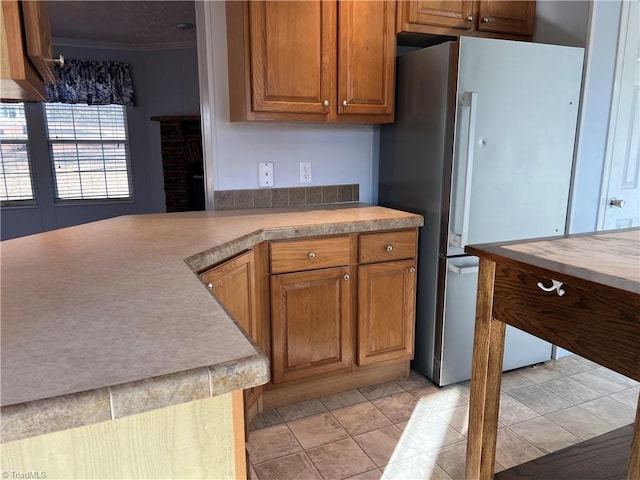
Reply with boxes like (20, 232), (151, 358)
(200, 251), (262, 410)
(358, 259), (417, 365)
(270, 266), (353, 384)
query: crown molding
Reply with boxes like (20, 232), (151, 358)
(52, 37), (197, 52)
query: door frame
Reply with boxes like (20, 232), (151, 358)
(596, 0), (635, 230)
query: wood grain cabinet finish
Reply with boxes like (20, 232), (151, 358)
(269, 236), (351, 274)
(226, 0), (396, 123)
(200, 251), (262, 407)
(270, 266), (353, 384)
(397, 0), (535, 39)
(1, 0), (55, 102)
(357, 229), (417, 365)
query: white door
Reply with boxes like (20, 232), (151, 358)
(599, 0), (640, 230)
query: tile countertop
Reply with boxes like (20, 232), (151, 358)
(0, 204), (423, 442)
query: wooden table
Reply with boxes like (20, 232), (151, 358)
(464, 229), (640, 479)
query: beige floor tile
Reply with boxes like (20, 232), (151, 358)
(288, 412), (349, 449)
(498, 394), (539, 426)
(508, 384), (571, 415)
(495, 428), (545, 469)
(611, 386), (640, 409)
(427, 439), (502, 479)
(578, 396), (637, 428)
(500, 371), (535, 392)
(411, 388), (468, 415)
(518, 364), (565, 384)
(249, 408), (284, 431)
(332, 401), (392, 436)
(570, 370), (631, 395)
(591, 366), (639, 388)
(573, 355), (604, 369)
(253, 452), (322, 480)
(307, 438), (376, 480)
(249, 463), (258, 480)
(547, 355), (596, 376)
(444, 381), (471, 400)
(436, 404), (469, 436)
(394, 370), (434, 391)
(359, 381), (404, 400)
(345, 469), (383, 480)
(541, 377), (603, 404)
(546, 406), (616, 440)
(371, 392), (418, 423)
(319, 389), (368, 410)
(399, 414), (465, 453)
(509, 416), (581, 453)
(276, 398), (327, 422)
(246, 424), (302, 464)
(354, 425), (421, 467)
(382, 453), (453, 480)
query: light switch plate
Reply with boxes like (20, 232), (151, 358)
(258, 162), (274, 187)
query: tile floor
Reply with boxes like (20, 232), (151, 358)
(246, 355), (639, 480)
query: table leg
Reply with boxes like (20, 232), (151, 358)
(466, 258), (506, 480)
(628, 392), (640, 479)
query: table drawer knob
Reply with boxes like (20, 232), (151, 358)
(308, 252), (316, 259)
(537, 279), (566, 296)
(386, 245), (393, 252)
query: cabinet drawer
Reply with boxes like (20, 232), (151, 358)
(359, 229), (417, 264)
(270, 236), (351, 274)
(493, 265), (640, 382)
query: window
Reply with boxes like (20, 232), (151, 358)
(0, 103), (35, 204)
(45, 103), (132, 201)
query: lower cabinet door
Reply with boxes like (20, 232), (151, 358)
(358, 260), (416, 365)
(271, 266), (353, 384)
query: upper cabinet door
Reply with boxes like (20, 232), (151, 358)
(338, 1), (396, 119)
(476, 0), (536, 37)
(249, 1), (336, 116)
(405, 1), (474, 30)
(21, 1), (56, 84)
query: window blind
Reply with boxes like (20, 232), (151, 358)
(0, 103), (35, 203)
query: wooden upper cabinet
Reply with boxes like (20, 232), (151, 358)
(476, 1), (536, 37)
(226, 0), (396, 123)
(21, 1), (56, 84)
(248, 1), (335, 117)
(397, 0), (535, 39)
(338, 1), (396, 120)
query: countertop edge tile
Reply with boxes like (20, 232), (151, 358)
(209, 353), (270, 397)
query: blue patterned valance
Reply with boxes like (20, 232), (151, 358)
(46, 60), (136, 106)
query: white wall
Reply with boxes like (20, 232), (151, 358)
(534, 0), (591, 47)
(197, 1), (375, 204)
(1, 44), (199, 240)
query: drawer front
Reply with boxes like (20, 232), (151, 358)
(359, 229), (417, 264)
(270, 236), (351, 274)
(493, 265), (640, 382)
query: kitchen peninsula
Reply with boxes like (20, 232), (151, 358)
(0, 204), (423, 479)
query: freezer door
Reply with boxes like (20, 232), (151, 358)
(447, 37), (584, 254)
(437, 256), (552, 386)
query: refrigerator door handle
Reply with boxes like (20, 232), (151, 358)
(448, 264), (479, 275)
(451, 91), (478, 250)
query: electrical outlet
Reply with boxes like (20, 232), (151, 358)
(258, 162), (274, 187)
(300, 162), (312, 183)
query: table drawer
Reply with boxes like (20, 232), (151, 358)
(359, 229), (417, 264)
(493, 265), (640, 382)
(270, 236), (351, 274)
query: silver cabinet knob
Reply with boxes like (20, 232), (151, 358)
(386, 245), (393, 252)
(323, 99), (329, 107)
(467, 15), (473, 21)
(342, 100), (348, 107)
(344, 274), (350, 281)
(410, 267), (416, 273)
(308, 252), (316, 259)
(609, 197), (626, 208)
(207, 282), (213, 289)
(483, 17), (489, 22)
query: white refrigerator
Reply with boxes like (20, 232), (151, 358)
(378, 36), (584, 386)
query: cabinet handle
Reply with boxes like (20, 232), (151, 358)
(386, 245), (393, 252)
(536, 279), (566, 297)
(323, 100), (329, 107)
(410, 267), (416, 273)
(344, 274), (350, 281)
(483, 17), (489, 23)
(342, 100), (348, 107)
(47, 54), (65, 67)
(207, 282), (213, 290)
(308, 252), (316, 259)
(467, 15), (473, 21)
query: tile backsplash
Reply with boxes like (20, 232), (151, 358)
(214, 184), (359, 210)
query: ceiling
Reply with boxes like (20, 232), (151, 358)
(48, 1), (197, 47)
